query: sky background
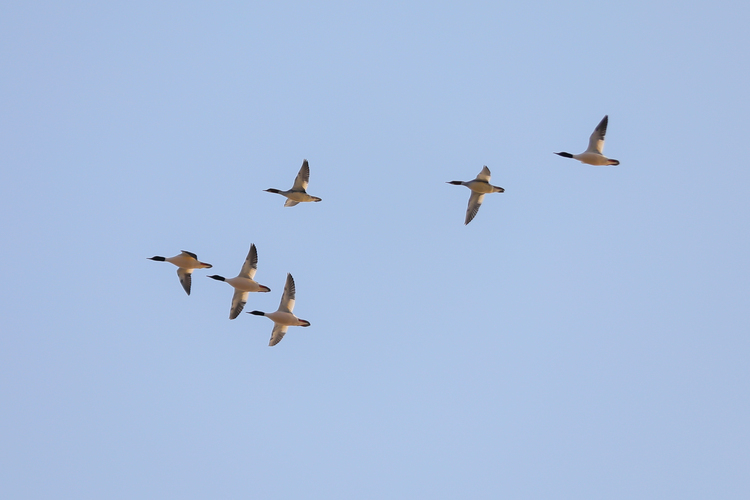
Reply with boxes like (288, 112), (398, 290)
(2, 1), (750, 498)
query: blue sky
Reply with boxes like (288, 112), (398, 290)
(2, 1), (749, 498)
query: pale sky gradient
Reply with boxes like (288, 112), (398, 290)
(2, 1), (749, 498)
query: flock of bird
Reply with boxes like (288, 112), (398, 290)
(148, 160), (318, 346)
(149, 115), (619, 346)
(449, 114), (618, 223)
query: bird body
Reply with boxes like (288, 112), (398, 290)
(453, 178), (502, 194)
(265, 189), (321, 205)
(258, 310), (308, 326)
(209, 275), (269, 292)
(248, 273), (310, 346)
(447, 166), (504, 225)
(207, 244), (270, 319)
(264, 159), (322, 207)
(555, 115), (620, 166)
(148, 250), (212, 295)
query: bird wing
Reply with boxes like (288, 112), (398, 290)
(465, 192), (485, 225)
(269, 324), (289, 346)
(278, 273), (296, 313)
(476, 165), (491, 182)
(177, 268), (193, 295)
(291, 159), (310, 191)
(238, 244), (258, 279)
(230, 289), (249, 319)
(180, 250), (198, 260)
(586, 115), (608, 154)
(284, 199), (300, 207)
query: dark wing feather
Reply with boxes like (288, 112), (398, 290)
(177, 268), (193, 295)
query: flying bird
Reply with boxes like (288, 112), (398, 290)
(207, 244), (271, 319)
(446, 166), (505, 225)
(147, 251), (212, 295)
(554, 115), (620, 166)
(264, 159), (322, 206)
(247, 273), (310, 346)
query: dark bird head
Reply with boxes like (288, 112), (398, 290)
(148, 256), (166, 261)
(554, 152), (574, 158)
(299, 319), (311, 327)
(248, 310), (265, 316)
(264, 188), (282, 194)
(206, 275), (225, 281)
(446, 181), (463, 185)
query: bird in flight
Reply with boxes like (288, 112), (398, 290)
(248, 273), (311, 346)
(554, 115), (620, 166)
(207, 244), (271, 319)
(148, 250), (212, 295)
(447, 166), (505, 225)
(264, 159), (322, 206)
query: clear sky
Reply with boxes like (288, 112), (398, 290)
(2, 1), (749, 498)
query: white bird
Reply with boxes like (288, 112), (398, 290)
(554, 115), (620, 166)
(446, 166), (505, 225)
(264, 159), (322, 207)
(148, 251), (212, 295)
(247, 273), (310, 346)
(207, 244), (271, 319)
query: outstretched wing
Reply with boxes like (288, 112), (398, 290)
(586, 115), (608, 154)
(291, 159), (310, 191)
(238, 244), (258, 279)
(465, 192), (485, 225)
(230, 289), (249, 319)
(269, 323), (289, 346)
(278, 273), (296, 313)
(176, 268), (193, 295)
(476, 165), (491, 182)
(284, 199), (300, 207)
